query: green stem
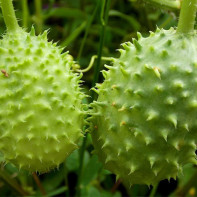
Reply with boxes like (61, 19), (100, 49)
(75, 1), (111, 196)
(75, 132), (88, 197)
(22, 0), (29, 29)
(92, 0), (111, 93)
(64, 166), (70, 197)
(100, 0), (106, 26)
(34, 0), (43, 33)
(77, 0), (100, 60)
(141, 0), (181, 10)
(0, 0), (20, 32)
(149, 183), (159, 197)
(177, 0), (197, 33)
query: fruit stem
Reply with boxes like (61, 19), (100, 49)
(0, 0), (20, 32)
(177, 0), (197, 33)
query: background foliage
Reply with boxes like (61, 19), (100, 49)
(0, 0), (196, 196)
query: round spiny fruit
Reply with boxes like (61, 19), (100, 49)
(91, 28), (197, 186)
(0, 27), (85, 172)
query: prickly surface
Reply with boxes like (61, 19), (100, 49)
(0, 27), (85, 172)
(91, 28), (197, 186)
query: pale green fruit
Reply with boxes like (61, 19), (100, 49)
(0, 27), (85, 172)
(91, 28), (197, 186)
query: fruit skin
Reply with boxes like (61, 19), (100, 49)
(0, 27), (85, 172)
(91, 27), (197, 186)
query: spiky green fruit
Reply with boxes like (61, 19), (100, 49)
(91, 28), (197, 186)
(0, 27), (85, 172)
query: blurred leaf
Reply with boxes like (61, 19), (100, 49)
(172, 166), (197, 197)
(47, 186), (67, 197)
(4, 163), (19, 174)
(42, 168), (65, 192)
(88, 186), (100, 197)
(81, 186), (100, 197)
(65, 150), (90, 172)
(178, 164), (196, 187)
(61, 21), (87, 47)
(109, 10), (140, 31)
(44, 8), (86, 19)
(0, 152), (5, 163)
(101, 190), (122, 197)
(81, 155), (102, 186)
(65, 150), (79, 171)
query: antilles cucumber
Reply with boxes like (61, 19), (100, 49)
(91, 0), (197, 185)
(0, 0), (85, 172)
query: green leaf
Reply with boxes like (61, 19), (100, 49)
(88, 186), (101, 197)
(65, 150), (79, 171)
(47, 186), (67, 197)
(81, 186), (101, 197)
(61, 21), (87, 47)
(113, 192), (122, 197)
(44, 8), (86, 19)
(65, 150), (90, 172)
(178, 164), (196, 187)
(81, 155), (102, 186)
(42, 167), (65, 192)
(109, 10), (140, 31)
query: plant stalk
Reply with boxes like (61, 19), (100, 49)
(142, 0), (181, 10)
(149, 183), (159, 197)
(75, 1), (111, 197)
(92, 0), (111, 91)
(34, 0), (43, 33)
(177, 0), (197, 33)
(77, 0), (100, 60)
(22, 0), (30, 29)
(0, 0), (20, 32)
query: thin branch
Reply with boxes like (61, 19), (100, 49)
(32, 172), (47, 196)
(0, 167), (29, 196)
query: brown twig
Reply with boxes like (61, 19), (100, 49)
(32, 172), (47, 196)
(111, 179), (122, 193)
